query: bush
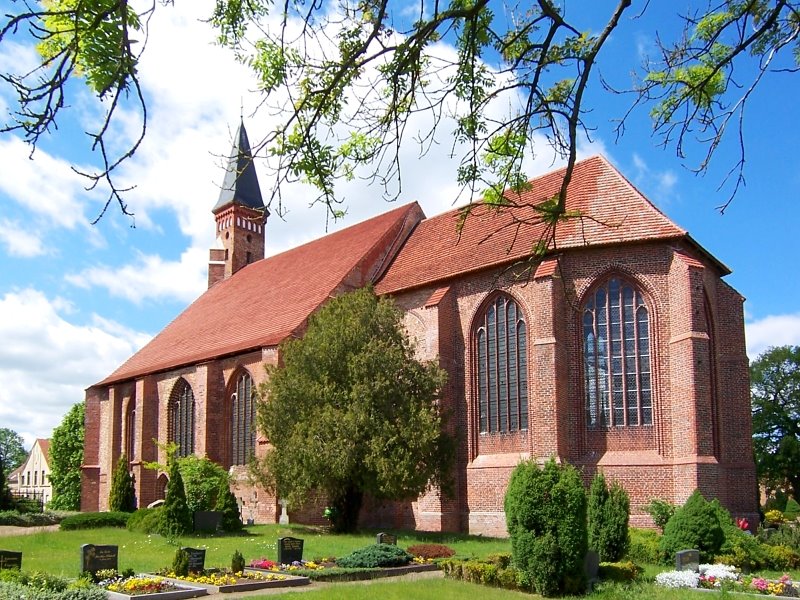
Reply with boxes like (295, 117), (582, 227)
(785, 498), (800, 521)
(126, 507), (163, 534)
(177, 455), (229, 514)
(587, 472), (630, 562)
(214, 478), (242, 532)
(172, 548), (189, 577)
(598, 561), (641, 582)
(0, 569), (106, 600)
(0, 510), (64, 527)
(335, 544), (413, 568)
(159, 460), (192, 537)
(108, 455), (136, 512)
(763, 544), (800, 570)
(645, 498), (676, 532)
(626, 528), (662, 564)
(231, 550), (245, 573)
(660, 490), (724, 563)
(440, 558), (522, 591)
(760, 522), (800, 552)
(59, 511), (130, 530)
(405, 543), (455, 559)
(504, 458), (587, 597)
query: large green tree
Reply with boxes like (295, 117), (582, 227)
(1, 2), (797, 222)
(751, 345), (800, 501)
(49, 401), (85, 510)
(0, 428), (26, 476)
(255, 286), (453, 533)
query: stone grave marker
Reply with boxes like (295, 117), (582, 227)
(182, 547), (206, 573)
(278, 499), (289, 525)
(584, 550), (600, 591)
(0, 550), (22, 570)
(675, 549), (700, 572)
(376, 532), (397, 545)
(193, 511), (222, 533)
(81, 544), (119, 577)
(277, 537), (304, 565)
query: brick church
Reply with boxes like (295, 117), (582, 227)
(81, 124), (759, 535)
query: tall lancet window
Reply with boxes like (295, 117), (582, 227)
(125, 398), (136, 461)
(231, 371), (257, 465)
(169, 378), (195, 457)
(476, 294), (528, 433)
(583, 277), (652, 428)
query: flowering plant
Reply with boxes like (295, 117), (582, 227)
(250, 558), (278, 570)
(656, 563), (799, 597)
(736, 517), (750, 531)
(101, 575), (178, 595)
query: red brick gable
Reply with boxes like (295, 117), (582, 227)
(97, 203), (423, 386)
(376, 155), (694, 295)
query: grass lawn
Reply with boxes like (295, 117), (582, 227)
(0, 523), (510, 576)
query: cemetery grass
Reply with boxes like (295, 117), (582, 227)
(0, 523), (510, 576)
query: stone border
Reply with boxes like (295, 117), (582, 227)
(106, 583), (208, 600)
(155, 573), (310, 594)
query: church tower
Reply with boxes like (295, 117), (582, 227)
(208, 121), (269, 288)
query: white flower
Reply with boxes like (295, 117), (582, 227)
(699, 563), (739, 581)
(656, 570), (700, 588)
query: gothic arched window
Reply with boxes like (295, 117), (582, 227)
(169, 379), (195, 457)
(475, 295), (528, 433)
(231, 371), (256, 465)
(582, 277), (652, 428)
(125, 398), (136, 461)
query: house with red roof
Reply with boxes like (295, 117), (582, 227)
(82, 125), (758, 534)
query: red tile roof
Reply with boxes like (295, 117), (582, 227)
(376, 155), (717, 295)
(36, 439), (50, 463)
(98, 203), (423, 386)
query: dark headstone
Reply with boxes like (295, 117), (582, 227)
(376, 532), (397, 545)
(0, 550), (22, 570)
(584, 550), (600, 591)
(81, 544), (118, 576)
(675, 549), (700, 572)
(193, 511), (222, 533)
(277, 536), (304, 565)
(182, 547), (206, 573)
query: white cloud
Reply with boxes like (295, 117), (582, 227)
(0, 289), (151, 447)
(0, 218), (46, 257)
(745, 313), (800, 360)
(630, 152), (678, 205)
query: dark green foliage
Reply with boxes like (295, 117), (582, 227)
(760, 522), (800, 552)
(108, 455), (136, 512)
(177, 455), (229, 513)
(587, 472), (630, 562)
(231, 550), (245, 573)
(785, 498), (800, 520)
(0, 429), (26, 476)
(172, 548), (189, 577)
(257, 287), (453, 533)
(625, 528), (663, 564)
(645, 498), (677, 532)
(751, 345), (800, 502)
(504, 458), (587, 597)
(214, 478), (242, 532)
(159, 460), (192, 537)
(49, 402), (85, 511)
(659, 490), (724, 563)
(405, 543), (455, 559)
(440, 558), (522, 591)
(335, 543), (413, 568)
(59, 511), (130, 530)
(0, 569), (106, 599)
(0, 456), (13, 510)
(126, 507), (164, 534)
(598, 561), (641, 582)
(0, 510), (63, 526)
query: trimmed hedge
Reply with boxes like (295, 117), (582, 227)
(336, 544), (413, 568)
(598, 561), (641, 582)
(59, 511), (130, 530)
(0, 510), (64, 527)
(440, 558), (522, 591)
(126, 507), (163, 534)
(626, 528), (662, 565)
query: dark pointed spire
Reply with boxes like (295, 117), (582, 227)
(214, 121), (264, 212)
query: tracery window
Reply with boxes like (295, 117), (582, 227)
(169, 378), (195, 457)
(582, 277), (652, 428)
(125, 399), (136, 461)
(476, 295), (528, 433)
(231, 371), (257, 465)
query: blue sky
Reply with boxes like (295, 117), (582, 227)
(1, 1), (798, 449)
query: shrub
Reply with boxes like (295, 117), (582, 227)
(108, 455), (136, 512)
(126, 507), (163, 534)
(440, 558), (521, 591)
(763, 544), (800, 570)
(172, 548), (189, 577)
(626, 527), (662, 564)
(177, 455), (229, 514)
(765, 509), (786, 526)
(214, 478), (242, 532)
(760, 522), (800, 552)
(405, 543), (455, 559)
(0, 581), (106, 599)
(159, 460), (192, 537)
(598, 560), (641, 582)
(0, 510), (63, 527)
(231, 550), (245, 573)
(785, 498), (800, 521)
(587, 472), (630, 562)
(660, 490), (724, 563)
(59, 511), (130, 530)
(645, 498), (676, 532)
(335, 544), (413, 568)
(717, 526), (767, 571)
(504, 458), (587, 597)
(485, 552), (512, 569)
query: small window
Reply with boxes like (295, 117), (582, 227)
(583, 277), (652, 428)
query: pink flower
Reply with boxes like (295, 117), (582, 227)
(736, 517), (750, 531)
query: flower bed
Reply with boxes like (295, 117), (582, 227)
(154, 569), (310, 594)
(100, 574), (207, 600)
(656, 564), (800, 598)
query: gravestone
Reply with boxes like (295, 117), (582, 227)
(193, 511), (222, 533)
(584, 550), (600, 591)
(277, 537), (304, 565)
(376, 532), (397, 545)
(182, 547), (206, 573)
(0, 550), (22, 570)
(278, 499), (289, 525)
(81, 544), (119, 577)
(675, 549), (700, 572)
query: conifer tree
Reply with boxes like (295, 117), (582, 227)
(215, 478), (242, 532)
(587, 472), (630, 562)
(109, 454), (137, 512)
(159, 459), (192, 536)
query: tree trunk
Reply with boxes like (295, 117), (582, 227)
(331, 485), (363, 533)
